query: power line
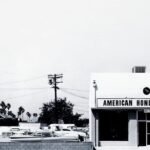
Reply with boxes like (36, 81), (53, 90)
(7, 90), (48, 100)
(74, 101), (87, 107)
(60, 87), (89, 93)
(60, 89), (88, 100)
(74, 106), (89, 112)
(0, 75), (46, 85)
(0, 87), (49, 91)
(74, 108), (89, 112)
(74, 104), (89, 110)
(0, 86), (88, 94)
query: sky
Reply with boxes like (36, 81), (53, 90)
(0, 0), (150, 118)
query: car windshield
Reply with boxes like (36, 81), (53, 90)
(62, 129), (70, 131)
(56, 126), (61, 131)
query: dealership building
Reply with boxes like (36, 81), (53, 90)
(89, 68), (150, 148)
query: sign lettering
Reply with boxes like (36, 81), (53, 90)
(97, 98), (150, 108)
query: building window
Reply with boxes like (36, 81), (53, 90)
(99, 110), (128, 141)
(138, 111), (146, 120)
(138, 110), (150, 146)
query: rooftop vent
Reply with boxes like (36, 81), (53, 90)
(132, 66), (146, 73)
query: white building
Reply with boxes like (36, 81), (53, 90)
(89, 73), (150, 148)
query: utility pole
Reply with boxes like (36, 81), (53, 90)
(48, 74), (63, 123)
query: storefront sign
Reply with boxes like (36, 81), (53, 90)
(97, 98), (150, 108)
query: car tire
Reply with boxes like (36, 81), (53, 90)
(78, 135), (84, 142)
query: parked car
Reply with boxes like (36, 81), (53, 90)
(48, 124), (87, 141)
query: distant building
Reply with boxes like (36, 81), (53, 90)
(89, 67), (150, 148)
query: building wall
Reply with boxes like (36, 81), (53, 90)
(89, 109), (96, 145)
(90, 73), (150, 100)
(128, 111), (138, 146)
(89, 73), (150, 147)
(0, 141), (93, 150)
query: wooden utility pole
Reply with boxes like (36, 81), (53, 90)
(48, 74), (63, 123)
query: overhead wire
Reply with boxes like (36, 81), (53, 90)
(73, 106), (89, 112)
(59, 87), (89, 113)
(60, 88), (89, 100)
(74, 109), (88, 112)
(59, 87), (89, 93)
(0, 86), (89, 94)
(0, 87), (49, 91)
(7, 90), (49, 100)
(0, 74), (89, 113)
(0, 73), (89, 115)
(0, 75), (47, 85)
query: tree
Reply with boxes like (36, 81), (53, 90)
(6, 103), (11, 116)
(33, 113), (38, 117)
(0, 101), (7, 114)
(18, 106), (25, 121)
(8, 111), (16, 118)
(26, 112), (31, 122)
(0, 101), (16, 119)
(33, 113), (38, 122)
(7, 103), (11, 110)
(38, 97), (88, 126)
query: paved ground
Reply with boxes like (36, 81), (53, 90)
(96, 146), (150, 150)
(0, 137), (11, 142)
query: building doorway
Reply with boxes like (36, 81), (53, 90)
(138, 122), (146, 146)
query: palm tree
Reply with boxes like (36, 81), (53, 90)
(33, 113), (38, 117)
(0, 101), (7, 115)
(6, 103), (11, 116)
(26, 112), (31, 122)
(18, 106), (25, 121)
(7, 103), (11, 110)
(33, 113), (38, 122)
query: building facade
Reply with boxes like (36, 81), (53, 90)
(89, 73), (150, 148)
